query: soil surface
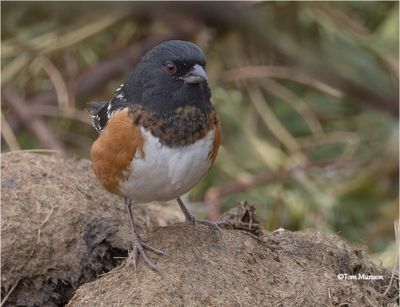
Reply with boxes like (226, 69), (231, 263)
(68, 222), (398, 306)
(1, 152), (182, 307)
(1, 153), (398, 307)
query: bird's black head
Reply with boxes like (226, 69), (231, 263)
(124, 40), (211, 117)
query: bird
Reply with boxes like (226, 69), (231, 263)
(89, 40), (221, 271)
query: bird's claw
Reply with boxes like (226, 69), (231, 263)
(130, 239), (164, 272)
(186, 215), (222, 233)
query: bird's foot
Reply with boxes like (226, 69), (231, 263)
(185, 214), (222, 232)
(176, 197), (222, 233)
(129, 237), (164, 272)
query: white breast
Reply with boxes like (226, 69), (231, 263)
(119, 127), (215, 203)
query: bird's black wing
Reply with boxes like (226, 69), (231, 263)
(88, 83), (129, 133)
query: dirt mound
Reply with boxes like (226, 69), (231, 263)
(2, 153), (398, 307)
(68, 222), (398, 306)
(1, 152), (182, 307)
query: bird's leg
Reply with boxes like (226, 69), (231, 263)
(176, 196), (196, 223)
(124, 198), (164, 271)
(176, 197), (221, 231)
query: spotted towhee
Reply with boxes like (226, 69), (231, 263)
(89, 40), (221, 270)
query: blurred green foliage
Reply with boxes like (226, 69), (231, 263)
(1, 2), (398, 267)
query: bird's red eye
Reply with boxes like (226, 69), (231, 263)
(165, 63), (177, 74)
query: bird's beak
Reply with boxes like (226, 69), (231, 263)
(181, 64), (208, 84)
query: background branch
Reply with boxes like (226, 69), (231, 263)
(2, 89), (66, 156)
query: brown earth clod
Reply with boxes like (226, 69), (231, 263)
(68, 224), (398, 307)
(1, 152), (398, 307)
(1, 152), (182, 307)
